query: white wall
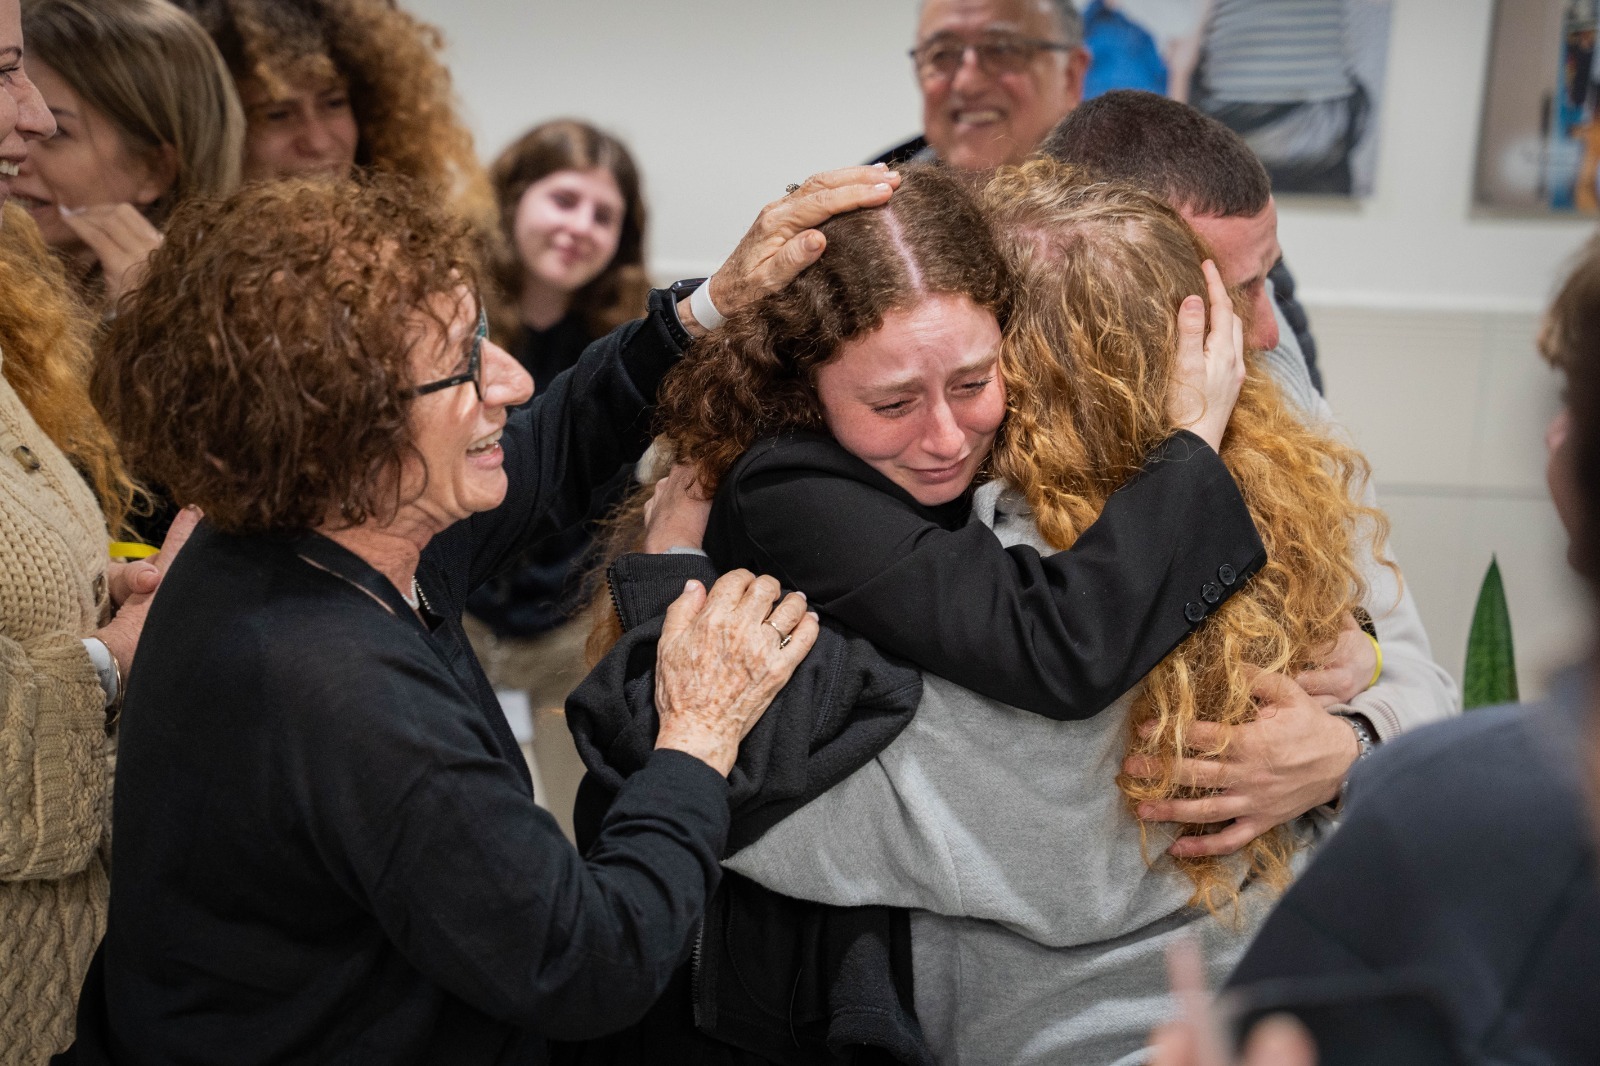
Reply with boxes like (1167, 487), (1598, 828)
(406, 0), (1595, 695)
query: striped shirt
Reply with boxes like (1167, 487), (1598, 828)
(1201, 0), (1353, 103)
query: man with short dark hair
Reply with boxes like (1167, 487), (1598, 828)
(1042, 88), (1458, 860)
(874, 0), (1088, 172)
(1043, 89), (1309, 381)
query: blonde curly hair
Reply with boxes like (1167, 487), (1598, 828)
(175, 0), (494, 234)
(0, 203), (137, 532)
(984, 160), (1389, 913)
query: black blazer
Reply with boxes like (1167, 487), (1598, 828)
(706, 428), (1266, 720)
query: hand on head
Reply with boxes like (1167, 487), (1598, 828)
(652, 570), (819, 776)
(1168, 259), (1246, 452)
(679, 165), (901, 336)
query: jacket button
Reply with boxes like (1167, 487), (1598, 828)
(11, 444), (41, 472)
(1202, 582), (1222, 604)
(1218, 563), (1237, 586)
(1184, 601), (1206, 623)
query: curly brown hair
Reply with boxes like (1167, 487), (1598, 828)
(172, 0), (494, 233)
(487, 120), (650, 343)
(92, 174), (482, 537)
(653, 165), (1012, 493)
(984, 160), (1388, 914)
(0, 203), (138, 533)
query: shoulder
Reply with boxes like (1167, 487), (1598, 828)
(1340, 677), (1590, 858)
(725, 430), (872, 483)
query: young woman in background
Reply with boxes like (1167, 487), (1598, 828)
(14, 0), (242, 306)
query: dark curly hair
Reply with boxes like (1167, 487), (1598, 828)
(654, 165), (1013, 492)
(172, 0), (494, 233)
(92, 174), (481, 536)
(487, 119), (649, 343)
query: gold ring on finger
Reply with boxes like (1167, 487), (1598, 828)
(763, 619), (792, 649)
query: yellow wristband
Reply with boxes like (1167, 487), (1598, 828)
(1366, 633), (1383, 688)
(109, 541), (159, 560)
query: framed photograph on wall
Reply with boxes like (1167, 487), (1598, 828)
(1475, 0), (1600, 215)
(1072, 0), (1395, 197)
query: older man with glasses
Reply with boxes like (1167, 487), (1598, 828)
(873, 0), (1088, 171)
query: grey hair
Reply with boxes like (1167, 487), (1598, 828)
(916, 0), (1085, 48)
(1046, 0), (1085, 47)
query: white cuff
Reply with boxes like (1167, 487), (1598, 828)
(82, 637), (119, 708)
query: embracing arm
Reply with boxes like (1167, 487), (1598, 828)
(711, 430), (1262, 721)
(568, 552), (923, 853)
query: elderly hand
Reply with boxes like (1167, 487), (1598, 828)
(59, 203), (164, 304)
(1124, 669), (1358, 858)
(653, 570), (819, 776)
(1168, 259), (1246, 452)
(1295, 613), (1378, 709)
(641, 463), (713, 554)
(679, 166), (902, 336)
(93, 505), (201, 675)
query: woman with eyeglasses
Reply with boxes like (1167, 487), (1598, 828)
(55, 167), (898, 1063)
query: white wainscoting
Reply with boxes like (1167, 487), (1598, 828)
(1307, 302), (1589, 699)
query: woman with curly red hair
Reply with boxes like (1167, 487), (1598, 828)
(172, 0), (493, 232)
(53, 165), (909, 1062)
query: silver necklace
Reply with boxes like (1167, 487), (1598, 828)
(409, 577), (432, 615)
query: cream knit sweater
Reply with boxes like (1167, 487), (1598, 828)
(0, 364), (112, 1065)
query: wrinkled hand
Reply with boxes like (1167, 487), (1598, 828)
(93, 506), (201, 674)
(679, 166), (902, 335)
(642, 463), (713, 554)
(1168, 259), (1246, 452)
(1125, 670), (1357, 857)
(59, 203), (163, 303)
(1149, 940), (1316, 1066)
(1295, 613), (1377, 709)
(653, 570), (819, 776)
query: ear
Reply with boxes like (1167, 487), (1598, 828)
(1063, 46), (1090, 112)
(128, 143), (180, 208)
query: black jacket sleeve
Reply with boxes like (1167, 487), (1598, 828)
(437, 288), (689, 598)
(566, 551), (923, 853)
(300, 643), (732, 1038)
(705, 429), (1265, 721)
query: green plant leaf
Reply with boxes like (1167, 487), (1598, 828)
(1463, 556), (1518, 710)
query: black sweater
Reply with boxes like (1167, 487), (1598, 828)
(65, 291), (722, 1065)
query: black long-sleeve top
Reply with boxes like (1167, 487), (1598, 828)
(468, 314), (627, 638)
(73, 291), (723, 1065)
(706, 428), (1267, 720)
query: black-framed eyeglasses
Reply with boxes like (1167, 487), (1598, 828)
(909, 35), (1073, 80)
(407, 305), (487, 402)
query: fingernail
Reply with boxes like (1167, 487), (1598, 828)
(58, 204), (83, 217)
(873, 161), (888, 169)
(1137, 804), (1154, 819)
(807, 611), (819, 621)
(875, 182), (892, 192)
(803, 233), (823, 252)
(795, 590), (807, 601)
